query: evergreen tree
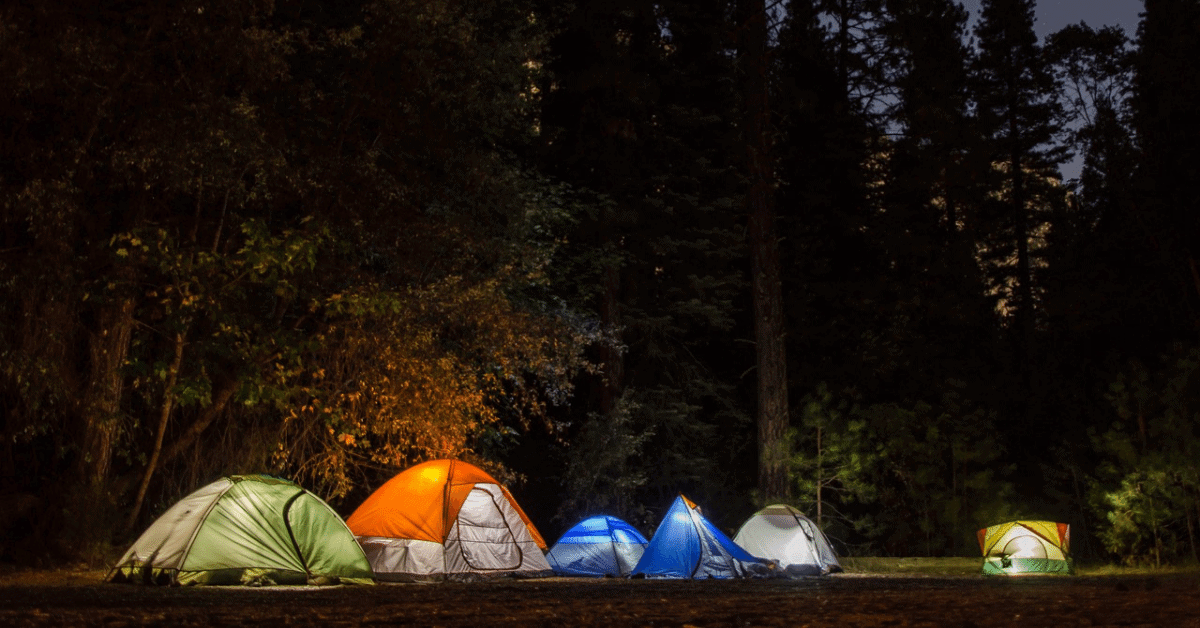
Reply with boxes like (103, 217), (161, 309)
(1082, 0), (1200, 568)
(819, 0), (890, 120)
(1130, 0), (1200, 342)
(1034, 24), (1140, 559)
(791, 383), (1015, 556)
(537, 0), (751, 524)
(772, 0), (879, 520)
(969, 0), (1067, 418)
(1092, 350), (1200, 566)
(738, 0), (789, 503)
(774, 0), (893, 404)
(876, 0), (999, 402)
(1043, 24), (1137, 325)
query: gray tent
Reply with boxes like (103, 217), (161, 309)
(733, 504), (841, 576)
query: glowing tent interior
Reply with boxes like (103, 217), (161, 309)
(546, 515), (649, 577)
(978, 520), (1071, 575)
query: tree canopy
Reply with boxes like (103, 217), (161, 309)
(1, 0), (1196, 567)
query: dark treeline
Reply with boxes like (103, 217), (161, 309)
(2, 0), (1197, 567)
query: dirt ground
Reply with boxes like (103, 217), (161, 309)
(2, 568), (1199, 627)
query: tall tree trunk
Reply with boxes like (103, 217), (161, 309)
(159, 384), (235, 465)
(816, 424), (823, 525)
(1010, 138), (1034, 391)
(598, 217), (624, 416)
(741, 0), (790, 503)
(1185, 498), (1196, 565)
(834, 0), (851, 89)
(1194, 495), (1200, 564)
(76, 296), (135, 488)
(124, 331), (185, 533)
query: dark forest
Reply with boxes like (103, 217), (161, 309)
(2, 0), (1198, 568)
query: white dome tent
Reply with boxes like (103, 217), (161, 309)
(733, 504), (842, 576)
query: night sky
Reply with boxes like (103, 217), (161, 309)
(961, 0), (1143, 38)
(960, 0), (1143, 181)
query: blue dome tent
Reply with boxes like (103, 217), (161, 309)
(546, 515), (649, 577)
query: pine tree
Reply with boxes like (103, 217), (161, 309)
(773, 0), (881, 395)
(1131, 0), (1200, 342)
(877, 0), (998, 400)
(536, 0), (752, 519)
(737, 0), (790, 503)
(969, 0), (1066, 407)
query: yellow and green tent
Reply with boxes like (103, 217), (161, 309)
(977, 520), (1071, 575)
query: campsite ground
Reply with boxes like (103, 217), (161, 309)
(2, 561), (1199, 627)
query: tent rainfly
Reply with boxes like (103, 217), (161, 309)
(978, 520), (1072, 575)
(631, 495), (772, 579)
(347, 459), (551, 581)
(546, 515), (649, 577)
(108, 474), (375, 586)
(733, 504), (842, 576)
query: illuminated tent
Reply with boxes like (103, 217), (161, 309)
(347, 459), (551, 580)
(978, 520), (1071, 575)
(631, 495), (772, 579)
(108, 475), (374, 586)
(546, 515), (649, 577)
(733, 504), (842, 576)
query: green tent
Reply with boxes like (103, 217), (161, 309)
(109, 475), (374, 586)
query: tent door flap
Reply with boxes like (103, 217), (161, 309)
(454, 487), (522, 571)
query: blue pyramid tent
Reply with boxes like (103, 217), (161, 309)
(631, 495), (771, 579)
(546, 515), (649, 577)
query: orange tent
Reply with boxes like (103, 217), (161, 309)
(348, 459), (550, 580)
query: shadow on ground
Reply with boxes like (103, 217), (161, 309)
(1, 568), (1198, 627)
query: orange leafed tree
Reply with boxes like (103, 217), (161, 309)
(276, 275), (588, 498)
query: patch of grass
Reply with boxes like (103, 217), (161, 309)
(0, 566), (110, 587)
(1074, 563), (1200, 577)
(839, 557), (983, 576)
(840, 557), (1200, 577)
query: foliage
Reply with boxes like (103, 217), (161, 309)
(534, 0), (753, 521)
(1129, 0), (1200, 343)
(791, 383), (1016, 556)
(555, 392), (653, 528)
(2, 0), (1200, 568)
(277, 274), (589, 499)
(1090, 349), (1200, 566)
(0, 0), (587, 557)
